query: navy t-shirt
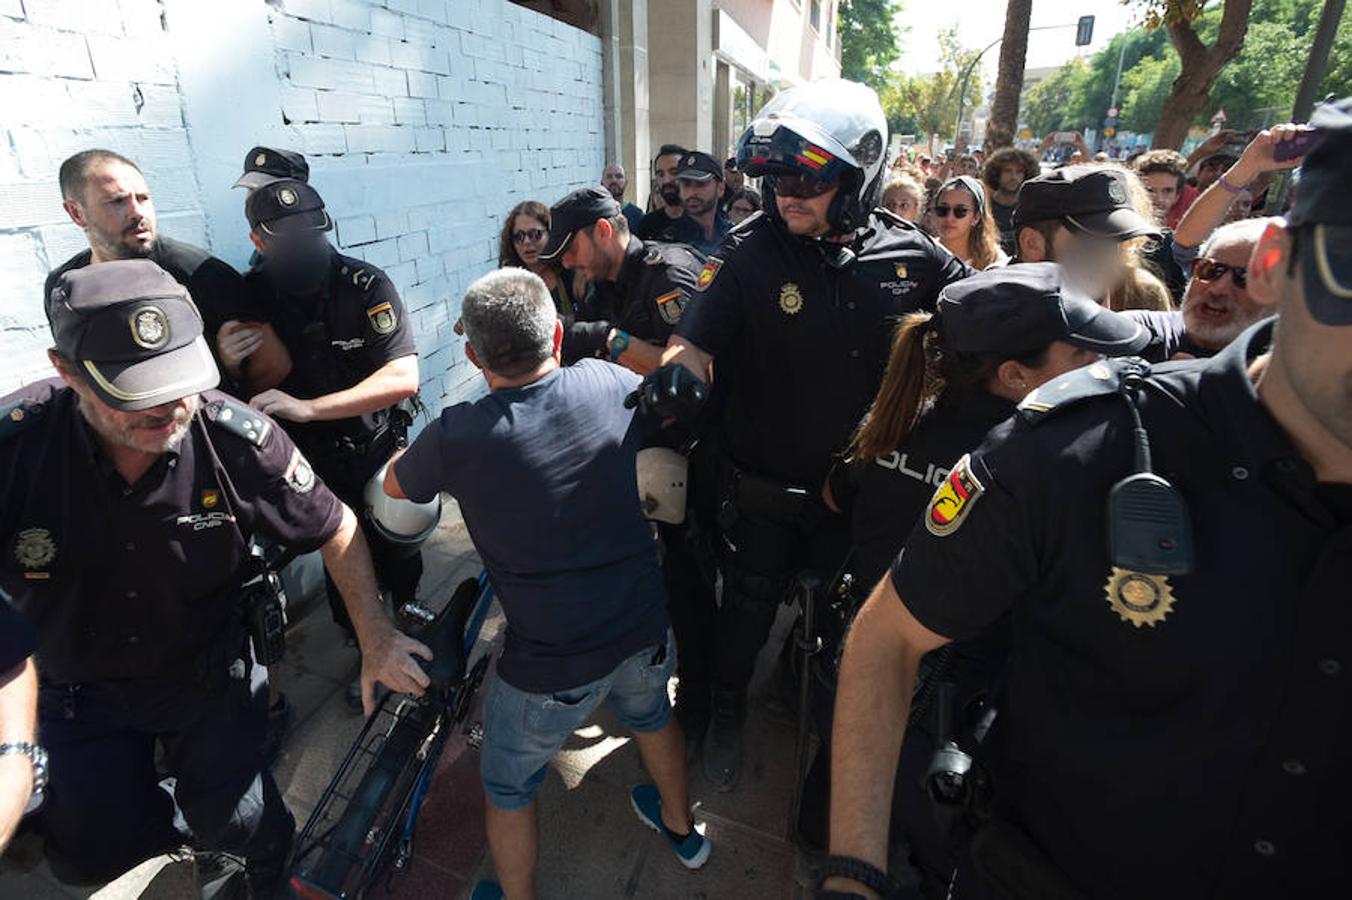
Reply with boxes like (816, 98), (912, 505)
(394, 359), (669, 693)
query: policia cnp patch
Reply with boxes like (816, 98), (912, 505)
(924, 453), (984, 536)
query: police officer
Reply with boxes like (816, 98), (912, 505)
(541, 186), (721, 749)
(824, 100), (1352, 900)
(671, 151), (733, 256)
(542, 185), (703, 374)
(663, 79), (971, 790)
(0, 261), (430, 890)
(237, 180), (423, 707)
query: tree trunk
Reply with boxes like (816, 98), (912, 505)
(985, 0), (1033, 151)
(1151, 0), (1254, 149)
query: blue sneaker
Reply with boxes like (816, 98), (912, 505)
(470, 881), (504, 900)
(629, 783), (711, 869)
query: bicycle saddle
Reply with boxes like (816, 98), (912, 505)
(415, 577), (481, 689)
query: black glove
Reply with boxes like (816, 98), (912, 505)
(623, 363), (708, 424)
(564, 320), (611, 362)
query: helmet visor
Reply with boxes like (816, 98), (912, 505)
(737, 116), (859, 184)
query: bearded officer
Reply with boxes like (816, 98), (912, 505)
(237, 180), (423, 707)
(0, 260), (430, 891)
(661, 79), (971, 790)
(824, 99), (1352, 899)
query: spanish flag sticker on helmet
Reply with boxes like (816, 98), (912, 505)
(925, 454), (985, 537)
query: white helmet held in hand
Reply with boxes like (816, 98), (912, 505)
(637, 447), (688, 525)
(365, 461), (442, 545)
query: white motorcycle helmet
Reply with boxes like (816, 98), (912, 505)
(364, 461), (442, 545)
(636, 447), (688, 525)
(736, 78), (889, 234)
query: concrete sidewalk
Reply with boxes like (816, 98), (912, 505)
(0, 508), (818, 899)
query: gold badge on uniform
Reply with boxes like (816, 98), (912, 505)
(278, 187), (298, 207)
(129, 306), (170, 350)
(1104, 567), (1176, 628)
(924, 454), (984, 537)
(201, 489), (220, 509)
(894, 262), (908, 279)
(10, 408), (23, 423)
(696, 257), (723, 291)
(366, 302), (397, 335)
(655, 289), (686, 326)
(779, 282), (804, 315)
(14, 527), (56, 573)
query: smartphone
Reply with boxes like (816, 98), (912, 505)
(1274, 127), (1321, 162)
(1054, 131), (1077, 144)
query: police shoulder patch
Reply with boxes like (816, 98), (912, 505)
(0, 399), (45, 443)
(284, 446), (316, 494)
(206, 398), (273, 448)
(924, 453), (984, 537)
(695, 257), (724, 292)
(655, 288), (687, 325)
(1017, 359), (1142, 426)
(367, 301), (397, 335)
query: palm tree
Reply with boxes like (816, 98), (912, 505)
(985, 0), (1033, 150)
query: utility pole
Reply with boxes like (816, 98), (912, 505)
(1292, 0), (1346, 122)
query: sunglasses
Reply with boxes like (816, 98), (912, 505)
(932, 205), (970, 219)
(775, 173), (838, 199)
(1191, 257), (1247, 289)
(513, 228), (547, 245)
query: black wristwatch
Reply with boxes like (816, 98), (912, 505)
(815, 855), (902, 898)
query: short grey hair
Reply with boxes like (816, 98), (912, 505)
(461, 268), (557, 378)
(1200, 216), (1275, 258)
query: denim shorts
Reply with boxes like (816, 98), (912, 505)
(480, 628), (676, 811)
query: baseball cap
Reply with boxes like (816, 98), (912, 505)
(245, 179), (332, 236)
(1013, 165), (1161, 240)
(48, 260), (220, 411)
(540, 186), (622, 261)
(233, 146), (310, 190)
(1285, 96), (1352, 325)
(676, 151), (724, 183)
(936, 262), (1149, 357)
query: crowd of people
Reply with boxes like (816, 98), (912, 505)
(0, 72), (1348, 900)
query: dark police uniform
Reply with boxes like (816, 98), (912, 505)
(572, 237), (702, 351)
(246, 249), (421, 629)
(888, 321), (1352, 899)
(46, 237), (250, 366)
(0, 381), (343, 884)
(676, 210), (970, 703)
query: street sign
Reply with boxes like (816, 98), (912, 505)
(1107, 106), (1120, 119)
(1211, 107), (1228, 124)
(1076, 15), (1095, 47)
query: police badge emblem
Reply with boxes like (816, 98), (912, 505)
(779, 283), (804, 315)
(1104, 566), (1176, 628)
(894, 262), (908, 279)
(924, 453), (984, 536)
(1107, 179), (1128, 205)
(366, 302), (397, 335)
(278, 187), (298, 207)
(284, 447), (316, 494)
(14, 527), (56, 570)
(201, 490), (220, 509)
(255, 152), (268, 167)
(129, 306), (170, 350)
(696, 258), (723, 292)
(655, 289), (686, 326)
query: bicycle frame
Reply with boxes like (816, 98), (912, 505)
(289, 572), (495, 899)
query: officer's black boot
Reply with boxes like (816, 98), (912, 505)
(703, 689), (747, 791)
(673, 678), (711, 761)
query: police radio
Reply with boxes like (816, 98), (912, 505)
(242, 548), (289, 666)
(1107, 367), (1195, 575)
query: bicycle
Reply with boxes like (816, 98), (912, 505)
(288, 572), (496, 899)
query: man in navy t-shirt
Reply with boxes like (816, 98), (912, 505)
(385, 268), (711, 898)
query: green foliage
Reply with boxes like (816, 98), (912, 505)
(878, 26), (984, 141)
(1119, 53), (1181, 131)
(839, 0), (903, 88)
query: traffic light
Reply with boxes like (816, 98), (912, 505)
(1076, 15), (1095, 47)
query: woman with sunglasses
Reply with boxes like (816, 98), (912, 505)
(497, 200), (586, 326)
(927, 176), (1007, 270)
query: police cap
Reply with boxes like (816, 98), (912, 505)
(48, 260), (220, 411)
(676, 151), (724, 183)
(233, 146), (310, 190)
(246, 179), (333, 236)
(937, 262), (1149, 357)
(540, 186), (621, 261)
(1013, 165), (1161, 240)
(1286, 96), (1352, 324)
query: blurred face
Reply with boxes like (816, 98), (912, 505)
(774, 174), (839, 237)
(883, 187), (923, 223)
(931, 187), (976, 245)
(601, 164), (627, 202)
(66, 161), (157, 261)
(1052, 229), (1127, 301)
(729, 196), (758, 224)
(1180, 232), (1265, 350)
(654, 153), (683, 207)
(512, 213), (549, 267)
(998, 163), (1025, 194)
(1141, 171), (1181, 222)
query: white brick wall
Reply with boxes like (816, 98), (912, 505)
(1, 0), (607, 420)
